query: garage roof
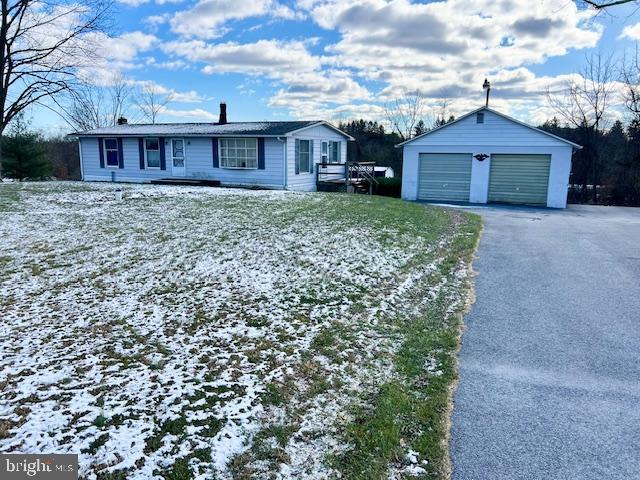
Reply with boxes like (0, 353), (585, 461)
(395, 107), (582, 149)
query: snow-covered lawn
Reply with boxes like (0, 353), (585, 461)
(0, 182), (480, 480)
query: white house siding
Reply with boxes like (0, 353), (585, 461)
(82, 137), (169, 182)
(401, 110), (574, 208)
(184, 137), (285, 188)
(81, 137), (285, 188)
(286, 125), (348, 192)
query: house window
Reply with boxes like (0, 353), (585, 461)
(297, 139), (311, 173)
(220, 138), (257, 169)
(104, 138), (119, 167)
(320, 141), (341, 164)
(329, 141), (341, 163)
(145, 138), (161, 168)
(476, 112), (484, 124)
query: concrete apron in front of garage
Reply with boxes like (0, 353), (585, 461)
(450, 204), (640, 480)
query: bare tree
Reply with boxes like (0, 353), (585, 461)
(383, 92), (427, 141)
(621, 46), (640, 116)
(56, 73), (134, 131)
(134, 83), (173, 124)
(547, 53), (615, 202)
(0, 0), (112, 177)
(580, 0), (636, 9)
(433, 98), (454, 128)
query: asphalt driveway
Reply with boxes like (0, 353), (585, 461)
(450, 204), (640, 480)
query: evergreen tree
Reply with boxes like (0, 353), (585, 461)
(2, 115), (51, 180)
(414, 120), (426, 136)
(338, 119), (403, 176)
(618, 118), (640, 205)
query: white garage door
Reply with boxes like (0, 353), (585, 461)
(488, 154), (551, 205)
(418, 153), (472, 202)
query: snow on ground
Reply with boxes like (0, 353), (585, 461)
(0, 182), (459, 479)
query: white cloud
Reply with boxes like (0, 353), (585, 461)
(156, 60), (189, 70)
(163, 39), (321, 75)
(170, 0), (299, 39)
(144, 14), (169, 32)
(100, 32), (158, 63)
(162, 107), (217, 121)
(74, 32), (158, 86)
(171, 90), (209, 102)
(620, 22), (640, 40)
(129, 0), (612, 123)
(163, 38), (370, 112)
(130, 80), (209, 103)
(117, 0), (150, 6)
(277, 0), (604, 120)
(270, 71), (371, 108)
(117, 0), (184, 5)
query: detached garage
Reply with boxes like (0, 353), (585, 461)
(398, 107), (580, 208)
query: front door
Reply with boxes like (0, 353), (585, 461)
(171, 138), (186, 177)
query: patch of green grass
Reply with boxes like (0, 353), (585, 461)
(82, 433), (109, 455)
(96, 470), (129, 480)
(230, 423), (299, 478)
(334, 382), (413, 479)
(144, 416), (188, 454)
(192, 416), (223, 437)
(162, 457), (192, 480)
(333, 209), (482, 480)
(262, 381), (288, 406)
(0, 185), (21, 212)
(310, 323), (356, 358)
(93, 413), (107, 429)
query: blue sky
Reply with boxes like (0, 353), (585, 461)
(34, 0), (640, 134)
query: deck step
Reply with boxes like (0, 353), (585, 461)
(150, 178), (221, 187)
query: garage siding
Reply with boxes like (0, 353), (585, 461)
(488, 154), (550, 205)
(401, 109), (576, 208)
(418, 153), (472, 202)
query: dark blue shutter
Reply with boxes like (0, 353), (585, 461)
(159, 137), (166, 170)
(117, 138), (124, 169)
(257, 138), (265, 170)
(294, 139), (299, 175)
(212, 138), (219, 168)
(138, 138), (145, 169)
(98, 138), (105, 168)
(309, 140), (314, 174)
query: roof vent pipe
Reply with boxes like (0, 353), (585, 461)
(219, 102), (227, 125)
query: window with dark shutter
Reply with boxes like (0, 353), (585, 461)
(104, 138), (119, 167)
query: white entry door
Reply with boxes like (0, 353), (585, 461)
(171, 138), (186, 177)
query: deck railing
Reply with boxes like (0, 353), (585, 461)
(316, 161), (378, 194)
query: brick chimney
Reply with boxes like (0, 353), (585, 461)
(218, 102), (227, 125)
(117, 116), (128, 125)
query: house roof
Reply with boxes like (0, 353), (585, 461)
(395, 107), (582, 149)
(73, 120), (354, 139)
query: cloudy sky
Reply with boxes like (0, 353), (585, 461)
(34, 0), (640, 133)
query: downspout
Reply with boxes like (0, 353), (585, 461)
(78, 137), (84, 181)
(277, 136), (287, 189)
